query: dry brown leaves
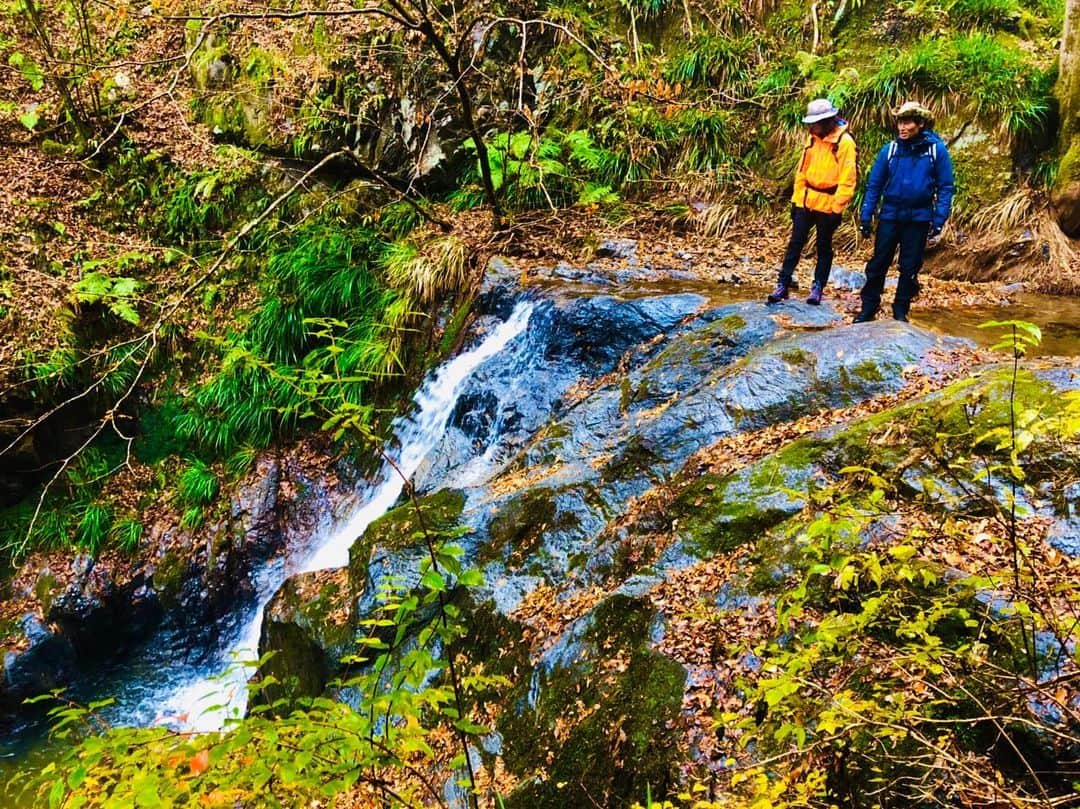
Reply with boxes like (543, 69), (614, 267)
(510, 582), (607, 655)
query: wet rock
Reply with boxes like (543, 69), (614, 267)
(826, 266), (866, 291)
(0, 614), (76, 715)
(45, 556), (161, 658)
(1036, 367), (1080, 391)
(719, 320), (944, 428)
(254, 568), (353, 710)
(546, 293), (705, 368)
(232, 457), (282, 558)
(551, 263), (611, 285)
(595, 238), (638, 260)
(1047, 482), (1080, 556)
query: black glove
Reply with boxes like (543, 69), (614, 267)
(928, 224), (942, 239)
(859, 221), (873, 238)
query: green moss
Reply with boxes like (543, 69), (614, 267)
(34, 573), (59, 615)
(719, 313), (747, 334)
(780, 347), (813, 366)
(748, 438), (823, 489)
(668, 437), (823, 556)
(152, 550), (188, 607)
(619, 376), (633, 413)
(499, 595), (686, 808)
(619, 377), (653, 413)
(1056, 137), (1080, 188)
(601, 435), (666, 484)
(483, 487), (581, 565)
(851, 358), (885, 383)
(673, 476), (798, 555)
(348, 488), (465, 592)
(353, 487), (464, 553)
(438, 300), (473, 356)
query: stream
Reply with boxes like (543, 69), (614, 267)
(3, 277), (1080, 798)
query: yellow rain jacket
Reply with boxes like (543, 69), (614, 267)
(791, 122), (856, 215)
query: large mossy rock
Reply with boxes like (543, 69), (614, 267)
(254, 568), (353, 710)
(496, 595), (686, 808)
(255, 271), (1000, 794)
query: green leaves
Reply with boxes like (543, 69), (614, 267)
(178, 459), (220, 506)
(9, 51), (44, 92)
(978, 319), (1043, 357)
(72, 271), (143, 325)
(19, 106), (39, 131)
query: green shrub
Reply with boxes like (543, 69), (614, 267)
(110, 518), (143, 553)
(178, 460), (219, 506)
(248, 226), (387, 364)
(76, 503), (112, 553)
(664, 34), (756, 90)
(948, 0), (1022, 28)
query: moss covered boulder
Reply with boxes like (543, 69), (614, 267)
(347, 488), (466, 615)
(254, 568), (353, 709)
(498, 594), (686, 808)
(669, 438), (825, 557)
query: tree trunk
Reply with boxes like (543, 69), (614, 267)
(1053, 0), (1080, 235)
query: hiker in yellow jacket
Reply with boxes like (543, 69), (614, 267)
(767, 99), (857, 305)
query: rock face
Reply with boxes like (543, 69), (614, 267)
(255, 568), (353, 709)
(260, 261), (1012, 801)
(0, 448), (347, 728)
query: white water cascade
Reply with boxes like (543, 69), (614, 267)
(154, 301), (534, 732)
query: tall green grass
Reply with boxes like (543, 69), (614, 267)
(664, 34), (757, 91)
(175, 224), (400, 456)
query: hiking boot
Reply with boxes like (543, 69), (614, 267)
(852, 309), (876, 323)
(766, 283), (790, 304)
(806, 282), (823, 305)
(892, 302), (910, 322)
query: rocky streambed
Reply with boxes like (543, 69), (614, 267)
(4, 254), (1080, 805)
(250, 261), (1080, 804)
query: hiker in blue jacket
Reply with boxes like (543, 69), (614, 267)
(853, 101), (955, 323)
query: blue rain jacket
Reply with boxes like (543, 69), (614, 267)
(859, 130), (955, 229)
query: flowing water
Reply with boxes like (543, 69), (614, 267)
(0, 300), (536, 787)
(153, 301), (536, 732)
(916, 291), (1080, 357)
(4, 279), (1080, 798)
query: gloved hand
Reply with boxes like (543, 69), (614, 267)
(928, 224), (943, 239)
(859, 221), (873, 238)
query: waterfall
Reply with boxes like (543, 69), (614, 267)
(150, 302), (535, 732)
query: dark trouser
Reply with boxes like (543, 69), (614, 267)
(779, 205), (842, 289)
(859, 219), (930, 318)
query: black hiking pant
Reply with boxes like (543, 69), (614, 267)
(859, 219), (931, 319)
(778, 205), (842, 289)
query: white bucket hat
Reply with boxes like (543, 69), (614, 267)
(802, 98), (839, 123)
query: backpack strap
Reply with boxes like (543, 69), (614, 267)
(886, 139), (936, 172)
(830, 131), (853, 158)
(882, 139), (939, 194)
